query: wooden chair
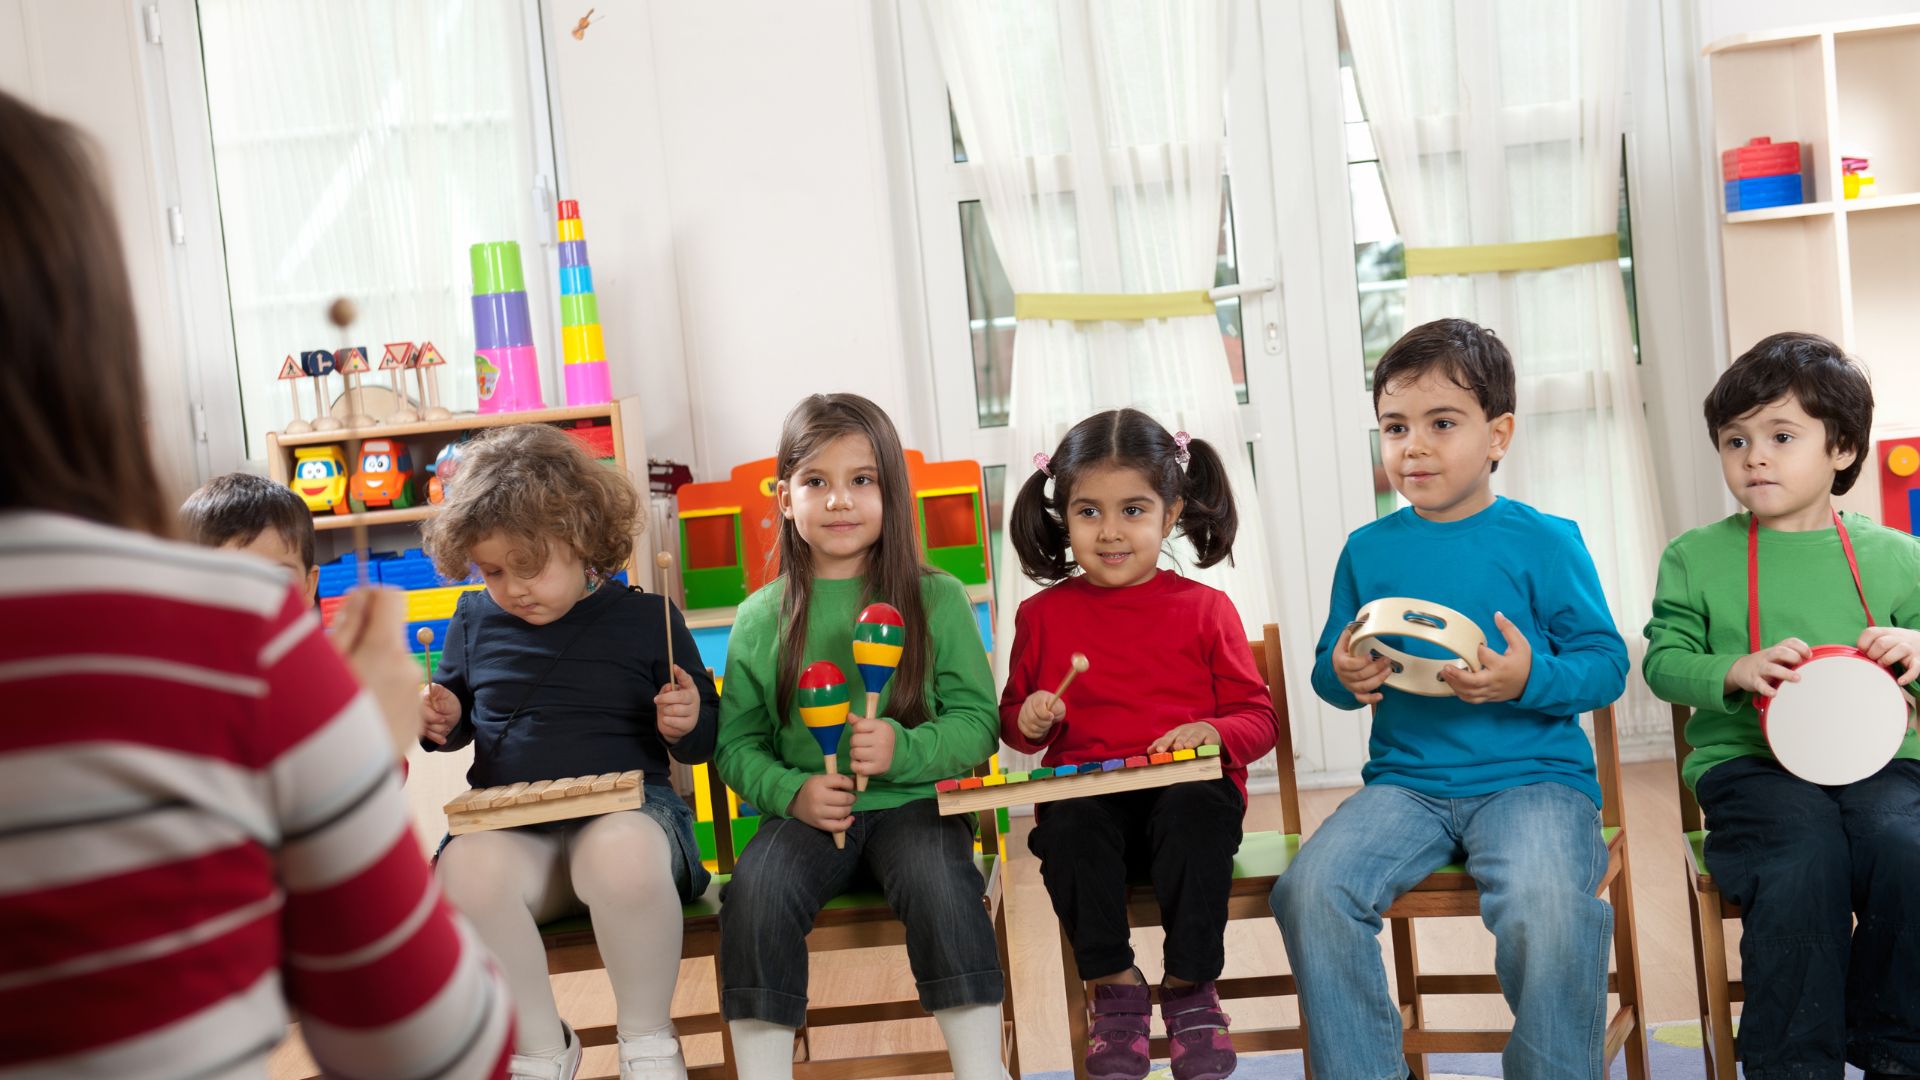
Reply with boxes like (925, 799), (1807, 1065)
(1384, 703), (1649, 1080)
(1669, 703), (1741, 1080)
(1059, 624), (1311, 1080)
(540, 757), (1021, 1079)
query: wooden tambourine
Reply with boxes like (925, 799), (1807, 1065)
(1349, 597), (1486, 698)
(1760, 645), (1910, 786)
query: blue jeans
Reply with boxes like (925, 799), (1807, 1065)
(1269, 781), (1612, 1080)
(717, 798), (1004, 1027)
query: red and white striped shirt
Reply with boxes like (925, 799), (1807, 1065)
(0, 511), (512, 1079)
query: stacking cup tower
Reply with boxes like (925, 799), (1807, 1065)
(469, 241), (547, 414)
(556, 200), (612, 405)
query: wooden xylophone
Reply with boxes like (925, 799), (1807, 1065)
(934, 744), (1223, 816)
(444, 770), (644, 835)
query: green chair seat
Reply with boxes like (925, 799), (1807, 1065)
(1687, 830), (1711, 878)
(1229, 830), (1301, 879)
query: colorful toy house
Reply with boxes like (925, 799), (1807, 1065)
(1880, 436), (1920, 536)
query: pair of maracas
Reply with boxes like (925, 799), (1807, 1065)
(796, 603), (906, 848)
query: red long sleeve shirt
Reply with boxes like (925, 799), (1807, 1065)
(998, 571), (1277, 801)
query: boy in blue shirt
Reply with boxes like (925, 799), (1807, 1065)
(1270, 318), (1628, 1080)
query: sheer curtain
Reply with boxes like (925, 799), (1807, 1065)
(927, 1), (1276, 737)
(1344, 0), (1668, 733)
(199, 0), (553, 458)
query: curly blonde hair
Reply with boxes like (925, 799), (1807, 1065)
(422, 424), (640, 583)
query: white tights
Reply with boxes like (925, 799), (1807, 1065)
(437, 810), (683, 1054)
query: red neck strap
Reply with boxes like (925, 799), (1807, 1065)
(1747, 510), (1874, 652)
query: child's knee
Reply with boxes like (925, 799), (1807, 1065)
(1269, 859), (1347, 931)
(436, 835), (521, 913)
(570, 814), (671, 904)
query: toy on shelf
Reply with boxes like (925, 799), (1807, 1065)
(851, 603), (904, 792)
(413, 341), (453, 420)
(427, 440), (465, 505)
(278, 355), (311, 434)
(380, 343), (420, 424)
(348, 437), (416, 511)
(1348, 597), (1486, 698)
(335, 345), (375, 427)
(1880, 436), (1920, 535)
(1844, 154), (1875, 200)
(936, 744), (1223, 816)
(556, 200), (612, 406)
(291, 445), (351, 515)
(445, 771), (643, 835)
(1721, 137), (1804, 212)
(470, 242), (546, 415)
(798, 660), (853, 848)
(299, 350), (345, 431)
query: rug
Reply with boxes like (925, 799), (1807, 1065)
(1022, 1021), (1866, 1078)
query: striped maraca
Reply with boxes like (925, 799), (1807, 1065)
(798, 660), (853, 848)
(851, 604), (905, 790)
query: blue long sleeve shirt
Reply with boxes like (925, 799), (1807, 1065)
(1310, 497), (1628, 807)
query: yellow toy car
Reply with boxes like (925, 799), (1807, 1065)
(291, 445), (350, 515)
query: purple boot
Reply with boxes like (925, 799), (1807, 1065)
(1084, 979), (1152, 1080)
(1161, 981), (1235, 1080)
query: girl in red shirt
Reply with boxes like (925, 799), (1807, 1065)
(1001, 409), (1277, 1080)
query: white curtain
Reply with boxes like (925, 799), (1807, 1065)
(927, 1), (1276, 753)
(200, 0), (553, 459)
(1343, 0), (1669, 735)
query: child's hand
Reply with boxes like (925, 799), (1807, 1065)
(849, 715), (896, 779)
(1439, 612), (1533, 704)
(653, 665), (700, 743)
(1724, 637), (1813, 697)
(788, 772), (856, 834)
(1148, 722), (1220, 755)
(333, 586), (425, 760)
(1857, 626), (1920, 686)
(420, 682), (461, 745)
(1333, 622), (1394, 705)
(1017, 690), (1067, 742)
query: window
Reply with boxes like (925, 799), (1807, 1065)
(190, 0), (559, 459)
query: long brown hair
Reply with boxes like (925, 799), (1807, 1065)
(0, 90), (170, 535)
(774, 394), (935, 727)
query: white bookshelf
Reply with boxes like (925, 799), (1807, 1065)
(1706, 15), (1920, 438)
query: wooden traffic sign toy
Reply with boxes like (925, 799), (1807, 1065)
(851, 603), (904, 792)
(935, 744), (1223, 816)
(445, 771), (643, 835)
(798, 660), (853, 848)
(1349, 596), (1486, 698)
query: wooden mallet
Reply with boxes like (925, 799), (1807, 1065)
(416, 626), (435, 685)
(1053, 652), (1090, 699)
(328, 297), (372, 589)
(655, 551), (676, 679)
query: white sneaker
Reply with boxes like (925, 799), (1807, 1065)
(618, 1023), (688, 1079)
(509, 1024), (582, 1080)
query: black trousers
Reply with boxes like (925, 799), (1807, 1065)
(1696, 756), (1920, 1078)
(1029, 776), (1243, 983)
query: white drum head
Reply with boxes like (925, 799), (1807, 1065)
(1765, 650), (1909, 786)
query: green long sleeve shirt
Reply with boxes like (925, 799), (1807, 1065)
(714, 571), (998, 819)
(1643, 510), (1920, 790)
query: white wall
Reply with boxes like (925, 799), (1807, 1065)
(1697, 0), (1920, 45)
(543, 1), (931, 479)
(0, 0), (199, 501)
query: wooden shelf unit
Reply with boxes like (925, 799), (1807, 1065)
(263, 397), (653, 572)
(1707, 15), (1920, 436)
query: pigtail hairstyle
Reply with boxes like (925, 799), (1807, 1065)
(1176, 435), (1238, 569)
(772, 394), (935, 728)
(1009, 408), (1240, 585)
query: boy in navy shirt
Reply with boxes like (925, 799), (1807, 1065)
(1271, 319), (1627, 1080)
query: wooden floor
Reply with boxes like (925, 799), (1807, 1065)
(268, 759), (1738, 1078)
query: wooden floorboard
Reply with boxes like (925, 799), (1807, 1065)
(267, 759), (1738, 1078)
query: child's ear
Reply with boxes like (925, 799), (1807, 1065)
(1488, 412), (1516, 462)
(1833, 442), (1859, 473)
(302, 566), (320, 607)
(775, 479), (794, 520)
(1162, 496), (1185, 537)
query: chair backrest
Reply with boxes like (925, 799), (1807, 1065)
(1669, 702), (1703, 833)
(1248, 623), (1302, 836)
(1592, 703), (1626, 831)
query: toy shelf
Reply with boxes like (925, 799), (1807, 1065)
(311, 505), (436, 533)
(1706, 14), (1920, 440)
(274, 402), (626, 449)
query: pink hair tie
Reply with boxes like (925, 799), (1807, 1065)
(1032, 452), (1052, 477)
(1173, 430), (1192, 466)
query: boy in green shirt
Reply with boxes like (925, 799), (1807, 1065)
(1644, 332), (1920, 1079)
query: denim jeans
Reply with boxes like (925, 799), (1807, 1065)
(717, 798), (1005, 1028)
(1030, 776), (1244, 983)
(1696, 756), (1920, 1079)
(1269, 781), (1612, 1080)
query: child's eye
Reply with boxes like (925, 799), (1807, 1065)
(1075, 507), (1097, 518)
(1122, 506), (1144, 517)
(1773, 433), (1794, 444)
(1434, 419), (1455, 430)
(804, 476), (824, 487)
(1383, 424), (1406, 436)
(1724, 436), (1747, 450)
(853, 474), (874, 486)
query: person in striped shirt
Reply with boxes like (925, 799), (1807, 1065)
(0, 88), (514, 1079)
